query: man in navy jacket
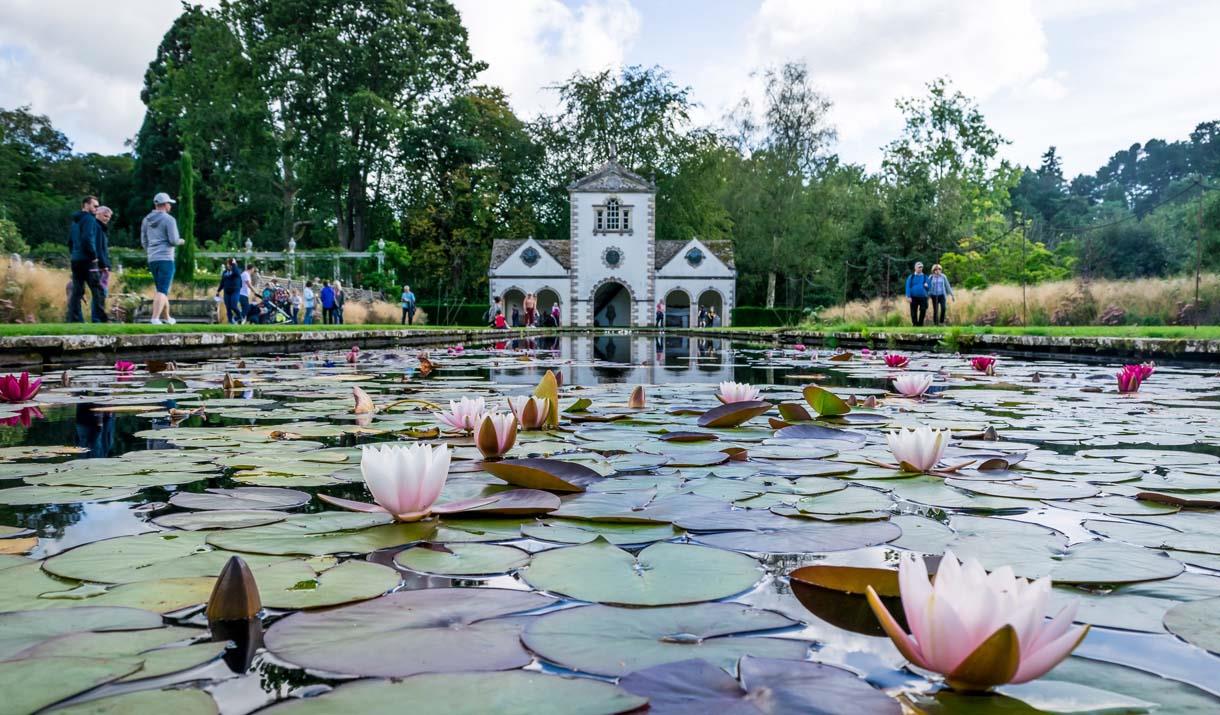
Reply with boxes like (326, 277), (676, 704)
(905, 261), (930, 327)
(67, 195), (107, 323)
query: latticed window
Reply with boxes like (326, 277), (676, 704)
(605, 199), (620, 230)
(621, 207), (631, 231)
(595, 209), (604, 231)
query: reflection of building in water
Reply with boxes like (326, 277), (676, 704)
(488, 335), (735, 386)
(488, 150), (736, 327)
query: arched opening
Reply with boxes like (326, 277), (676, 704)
(696, 289), (724, 328)
(663, 289), (691, 328)
(537, 288), (561, 327)
(593, 281), (631, 327)
(502, 288), (525, 327)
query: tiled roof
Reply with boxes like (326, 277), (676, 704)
(490, 239), (572, 271)
(567, 159), (656, 192)
(655, 239), (735, 269)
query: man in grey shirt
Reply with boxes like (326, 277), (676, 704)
(140, 192), (185, 325)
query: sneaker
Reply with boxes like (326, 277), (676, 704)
(165, 317), (177, 325)
(150, 318), (163, 325)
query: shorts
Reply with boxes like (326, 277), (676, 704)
(150, 260), (176, 294)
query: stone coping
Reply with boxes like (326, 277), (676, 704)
(4, 325), (1220, 368)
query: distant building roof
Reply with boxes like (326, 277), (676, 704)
(490, 239), (572, 271)
(567, 157), (656, 193)
(655, 239), (735, 269)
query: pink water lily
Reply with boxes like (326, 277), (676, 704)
(867, 551), (1089, 692)
(971, 356), (997, 374)
(718, 381), (762, 404)
(346, 346), (360, 364)
(0, 406), (44, 427)
(437, 396), (488, 433)
(794, 343), (807, 352)
(476, 411), (518, 459)
(1116, 365), (1147, 393)
(0, 372), (41, 403)
(447, 344), (465, 355)
(508, 395), (551, 430)
(883, 353), (910, 369)
(114, 361), (136, 372)
(357, 443), (451, 521)
(886, 425), (948, 473)
(893, 373), (934, 397)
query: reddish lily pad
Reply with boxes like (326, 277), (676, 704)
(481, 458), (603, 493)
(697, 401), (771, 429)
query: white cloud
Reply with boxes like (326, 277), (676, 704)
(738, 0), (1050, 168)
(0, 0), (217, 154)
(453, 0), (641, 116)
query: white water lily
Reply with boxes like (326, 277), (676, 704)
(437, 396), (487, 432)
(892, 373), (934, 397)
(360, 443), (451, 521)
(476, 411), (518, 459)
(868, 550), (1088, 691)
(507, 395), (551, 430)
(717, 381), (762, 404)
(886, 425), (949, 473)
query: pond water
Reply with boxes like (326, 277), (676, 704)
(2, 333), (1220, 714)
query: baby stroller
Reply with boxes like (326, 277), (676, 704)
(264, 286), (294, 324)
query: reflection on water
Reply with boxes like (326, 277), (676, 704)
(75, 402), (116, 458)
(489, 334), (742, 386)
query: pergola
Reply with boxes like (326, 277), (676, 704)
(198, 237), (387, 283)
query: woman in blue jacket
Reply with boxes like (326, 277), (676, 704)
(928, 263), (954, 326)
(905, 262), (930, 327)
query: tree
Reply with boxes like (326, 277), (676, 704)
(178, 148), (197, 279)
(224, 0), (484, 251)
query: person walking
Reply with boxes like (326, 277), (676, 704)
(291, 289), (303, 324)
(67, 195), (107, 323)
(551, 302), (561, 326)
(217, 259), (242, 324)
(140, 192), (185, 325)
(333, 280), (346, 324)
(697, 305), (708, 328)
(400, 285), (417, 325)
(93, 206), (114, 320)
(655, 301), (664, 327)
(486, 295), (501, 327)
(905, 261), (930, 327)
(928, 263), (954, 326)
(303, 281), (316, 325)
(320, 280), (335, 324)
(523, 293), (537, 328)
(238, 264), (257, 320)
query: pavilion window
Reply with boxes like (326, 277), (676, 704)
(606, 199), (620, 231)
(595, 209), (605, 231)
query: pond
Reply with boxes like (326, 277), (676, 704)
(1, 333), (1220, 714)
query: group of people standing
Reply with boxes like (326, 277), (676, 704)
(652, 301), (720, 328)
(67, 191), (184, 324)
(904, 261), (955, 326)
(215, 260), (347, 325)
(486, 294), (561, 329)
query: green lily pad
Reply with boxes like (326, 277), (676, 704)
(522, 538), (761, 606)
(0, 607), (163, 660)
(521, 519), (681, 546)
(481, 458), (604, 493)
(0, 486), (139, 505)
(265, 588), (553, 677)
(152, 510), (288, 531)
(522, 602), (809, 676)
(395, 543), (530, 576)
(803, 384), (851, 416)
(0, 656), (144, 715)
(259, 671), (645, 715)
(256, 558), (401, 610)
(169, 487), (310, 511)
(1163, 597), (1220, 654)
(206, 513), (433, 556)
(49, 689), (219, 715)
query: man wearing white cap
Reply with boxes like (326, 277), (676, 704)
(140, 192), (185, 325)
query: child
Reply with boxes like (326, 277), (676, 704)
(494, 309), (508, 329)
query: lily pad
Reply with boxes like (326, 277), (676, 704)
(522, 602), (809, 676)
(169, 487), (310, 511)
(620, 656), (900, 714)
(521, 519), (680, 546)
(49, 689), (219, 715)
(265, 588), (553, 677)
(395, 543), (530, 576)
(697, 401), (772, 429)
(0, 486), (138, 505)
(152, 510), (288, 531)
(260, 671), (645, 715)
(0, 607), (163, 660)
(1163, 597), (1220, 654)
(522, 538), (761, 606)
(256, 558), (402, 610)
(0, 656), (144, 715)
(206, 513), (433, 556)
(481, 458), (603, 493)
(803, 384), (852, 417)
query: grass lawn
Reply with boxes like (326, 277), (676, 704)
(796, 324), (1220, 340)
(0, 323), (478, 337)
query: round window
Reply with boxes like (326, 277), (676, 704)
(521, 247), (540, 267)
(685, 247), (704, 267)
(604, 248), (622, 267)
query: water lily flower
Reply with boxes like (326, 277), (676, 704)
(114, 361), (136, 372)
(508, 395), (552, 430)
(437, 396), (487, 433)
(883, 353), (910, 369)
(353, 386), (375, 414)
(794, 343), (807, 352)
(718, 381), (762, 404)
(971, 356), (997, 374)
(860, 348), (872, 357)
(867, 550), (1088, 691)
(0, 406), (43, 427)
(886, 425), (949, 472)
(358, 443), (451, 521)
(0, 372), (41, 403)
(476, 412), (518, 459)
(893, 373), (934, 397)
(1116, 365), (1144, 393)
(447, 344), (465, 356)
(346, 346), (360, 364)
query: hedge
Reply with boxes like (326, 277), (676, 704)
(415, 302), (488, 325)
(731, 306), (805, 327)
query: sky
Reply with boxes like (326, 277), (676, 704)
(2, 0), (1218, 177)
